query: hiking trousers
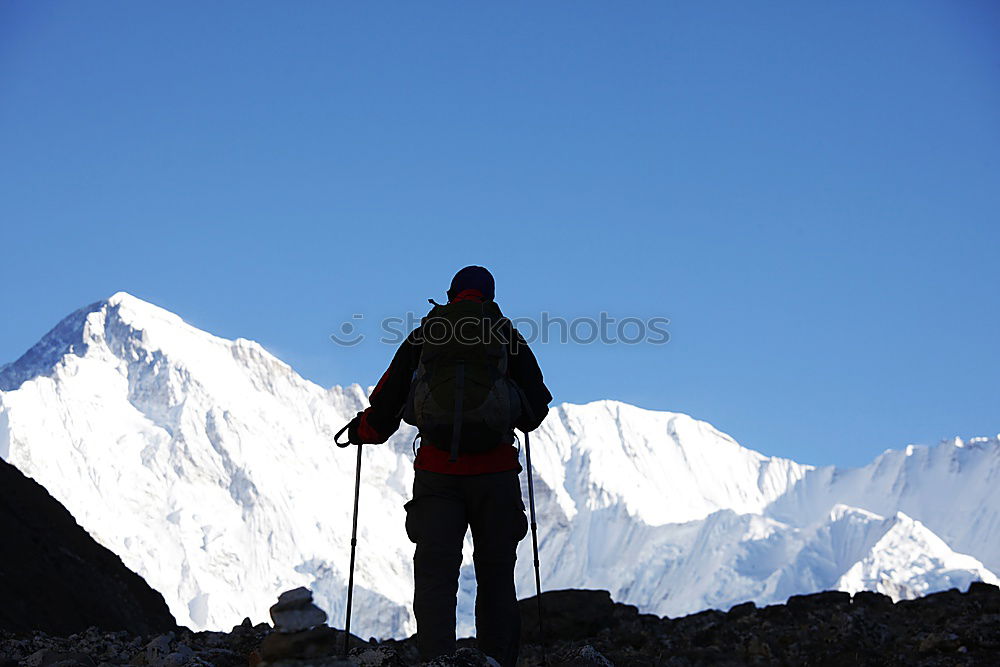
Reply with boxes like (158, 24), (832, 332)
(404, 468), (528, 666)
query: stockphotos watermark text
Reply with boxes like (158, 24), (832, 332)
(329, 312), (670, 347)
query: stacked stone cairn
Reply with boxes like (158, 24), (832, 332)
(257, 588), (353, 667)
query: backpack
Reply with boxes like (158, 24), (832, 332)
(403, 299), (522, 461)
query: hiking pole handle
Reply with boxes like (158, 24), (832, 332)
(334, 422), (352, 448)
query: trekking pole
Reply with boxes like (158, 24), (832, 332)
(334, 422), (363, 657)
(522, 429), (547, 665)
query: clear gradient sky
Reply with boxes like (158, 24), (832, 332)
(1, 1), (998, 467)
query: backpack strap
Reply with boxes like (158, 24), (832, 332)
(449, 360), (465, 462)
(515, 382), (537, 428)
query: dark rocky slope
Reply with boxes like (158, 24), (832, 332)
(2, 583), (999, 665)
(0, 458), (176, 636)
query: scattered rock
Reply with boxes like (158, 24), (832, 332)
(5, 581), (1000, 666)
(552, 644), (612, 666)
(726, 601), (756, 619)
(918, 631), (961, 654)
(422, 648), (498, 666)
(261, 626), (341, 661)
(518, 589), (615, 643)
(349, 644), (408, 666)
(851, 590), (893, 610)
(966, 580), (999, 597)
(786, 590), (850, 612)
(265, 659), (355, 667)
(22, 649), (97, 666)
(143, 633), (173, 664)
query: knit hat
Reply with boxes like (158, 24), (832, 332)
(447, 265), (495, 301)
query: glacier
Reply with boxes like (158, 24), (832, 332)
(0, 292), (997, 639)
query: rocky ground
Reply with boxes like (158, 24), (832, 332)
(2, 583), (999, 666)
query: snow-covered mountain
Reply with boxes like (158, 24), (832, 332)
(1, 293), (997, 638)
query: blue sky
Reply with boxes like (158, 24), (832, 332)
(1, 1), (997, 467)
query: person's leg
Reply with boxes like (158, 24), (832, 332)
(467, 471), (528, 667)
(405, 470), (468, 662)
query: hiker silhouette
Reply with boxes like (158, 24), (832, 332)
(345, 265), (552, 665)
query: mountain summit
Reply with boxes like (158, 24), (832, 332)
(1, 294), (997, 638)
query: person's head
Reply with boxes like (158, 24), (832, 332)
(447, 265), (495, 302)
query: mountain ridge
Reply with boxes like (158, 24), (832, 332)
(1, 292), (996, 639)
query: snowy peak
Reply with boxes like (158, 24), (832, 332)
(536, 400), (812, 525)
(0, 299), (95, 392)
(767, 434), (1000, 574)
(105, 290), (188, 330)
(1, 291), (291, 381)
(0, 294), (387, 633)
(835, 509), (999, 601)
(1, 292), (212, 390)
(0, 292), (319, 424)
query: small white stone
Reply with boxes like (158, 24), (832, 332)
(274, 586), (313, 609)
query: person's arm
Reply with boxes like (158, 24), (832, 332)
(508, 328), (552, 432)
(348, 330), (421, 444)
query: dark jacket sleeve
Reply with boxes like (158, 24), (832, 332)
(508, 328), (552, 432)
(356, 330), (421, 444)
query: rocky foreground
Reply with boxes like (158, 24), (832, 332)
(3, 582), (1000, 666)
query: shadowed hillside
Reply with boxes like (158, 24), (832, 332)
(0, 458), (176, 636)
